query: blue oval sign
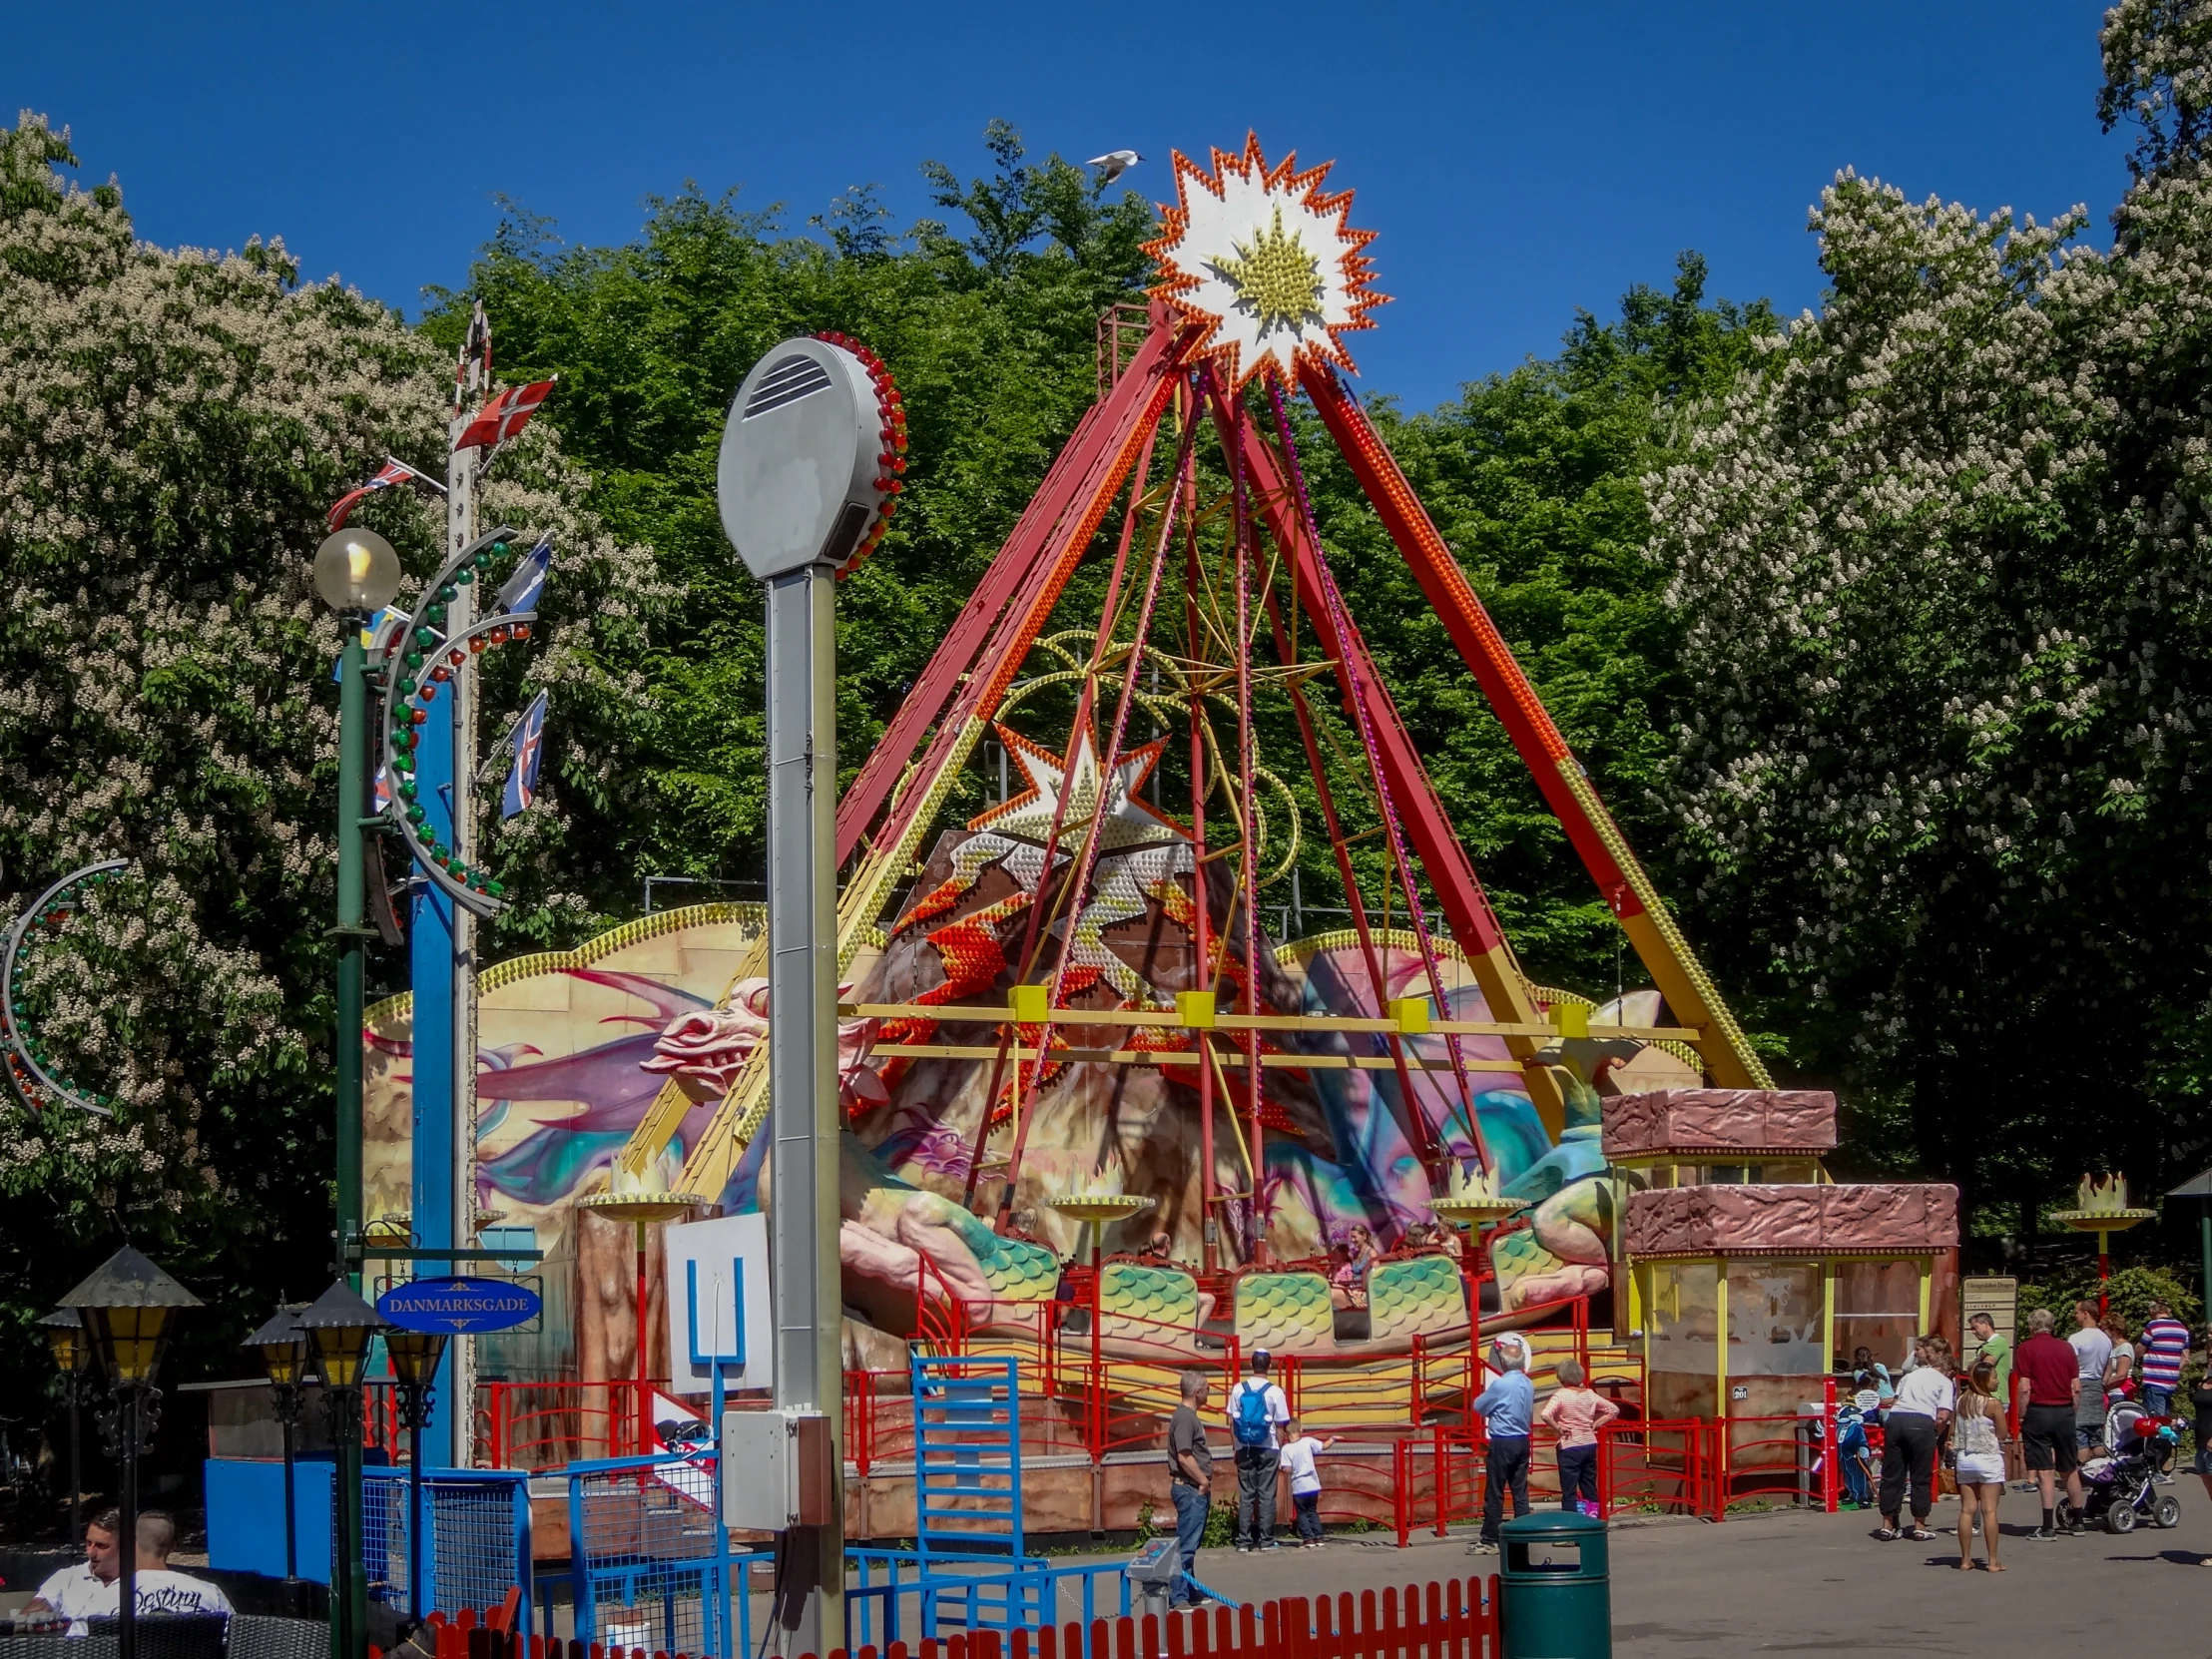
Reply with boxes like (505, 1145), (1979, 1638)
(376, 1277), (540, 1334)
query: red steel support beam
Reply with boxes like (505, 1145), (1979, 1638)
(1298, 362), (1770, 1089)
(1223, 405), (1569, 1139)
(835, 305), (1187, 867)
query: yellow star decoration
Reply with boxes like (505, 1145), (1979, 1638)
(1211, 206), (1324, 339)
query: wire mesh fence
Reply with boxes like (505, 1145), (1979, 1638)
(360, 1467), (534, 1633)
(566, 1455), (732, 1658)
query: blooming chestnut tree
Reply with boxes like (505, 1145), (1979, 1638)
(1649, 52), (2212, 1211)
(0, 114), (665, 1289)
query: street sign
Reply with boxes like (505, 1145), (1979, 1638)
(375, 1276), (540, 1334)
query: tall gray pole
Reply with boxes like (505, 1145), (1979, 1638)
(765, 560), (843, 1656)
(718, 332), (892, 1658)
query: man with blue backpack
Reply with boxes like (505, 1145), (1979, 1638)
(1227, 1348), (1292, 1550)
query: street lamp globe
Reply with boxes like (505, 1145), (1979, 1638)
(295, 1279), (388, 1388)
(244, 1306), (310, 1388)
(62, 1245), (201, 1389)
(313, 528), (403, 615)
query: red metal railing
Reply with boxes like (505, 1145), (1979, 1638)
(472, 1381), (662, 1469)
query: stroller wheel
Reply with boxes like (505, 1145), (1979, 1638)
(2154, 1494), (2182, 1529)
(2106, 1501), (2138, 1534)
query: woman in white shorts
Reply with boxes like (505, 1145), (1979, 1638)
(1951, 1361), (2008, 1571)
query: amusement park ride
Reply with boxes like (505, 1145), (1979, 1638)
(568, 135), (1956, 1515)
(3, 139), (1963, 1596)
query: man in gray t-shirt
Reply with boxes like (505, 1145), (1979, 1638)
(2069, 1302), (2113, 1446)
(1166, 1371), (1214, 1607)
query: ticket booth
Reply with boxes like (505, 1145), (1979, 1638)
(1607, 1090), (1957, 1455)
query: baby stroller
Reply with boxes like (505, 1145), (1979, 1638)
(2065, 1402), (2182, 1534)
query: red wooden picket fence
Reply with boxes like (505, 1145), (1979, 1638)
(413, 1573), (1501, 1659)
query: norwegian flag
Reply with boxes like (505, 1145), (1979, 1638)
(325, 457), (444, 530)
(502, 690), (549, 820)
(454, 378), (557, 454)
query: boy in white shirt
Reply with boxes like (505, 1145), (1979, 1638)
(1277, 1415), (1340, 1547)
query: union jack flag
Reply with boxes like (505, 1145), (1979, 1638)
(325, 456), (444, 530)
(502, 690), (549, 820)
(454, 378), (557, 454)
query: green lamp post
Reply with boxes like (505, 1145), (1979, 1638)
(385, 1328), (450, 1620)
(39, 1308), (95, 1548)
(311, 526), (403, 1287)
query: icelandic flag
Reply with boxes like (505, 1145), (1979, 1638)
(454, 377), (557, 453)
(326, 456), (444, 530)
(502, 690), (549, 820)
(496, 533), (553, 616)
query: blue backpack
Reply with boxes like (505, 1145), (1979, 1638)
(1232, 1380), (1274, 1447)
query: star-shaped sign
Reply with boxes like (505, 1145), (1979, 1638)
(1145, 133), (1386, 389)
(969, 723), (1190, 854)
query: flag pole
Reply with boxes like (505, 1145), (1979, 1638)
(447, 319), (482, 1466)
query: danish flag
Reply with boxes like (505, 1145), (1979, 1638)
(454, 378), (558, 453)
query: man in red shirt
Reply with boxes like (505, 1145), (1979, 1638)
(2012, 1307), (2086, 1537)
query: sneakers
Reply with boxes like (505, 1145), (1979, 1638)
(1468, 1541), (1499, 1555)
(2156, 1472), (2176, 1485)
(1234, 1543), (1253, 1554)
(1907, 1528), (1935, 1542)
(1261, 1540), (1283, 1551)
(2031, 1526), (2062, 1541)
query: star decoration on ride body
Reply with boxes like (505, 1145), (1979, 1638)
(1145, 133), (1386, 389)
(969, 722), (1190, 856)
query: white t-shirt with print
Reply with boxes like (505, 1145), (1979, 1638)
(1279, 1434), (1326, 1495)
(34, 1567), (233, 1635)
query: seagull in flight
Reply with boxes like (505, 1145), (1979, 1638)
(1087, 150), (1142, 186)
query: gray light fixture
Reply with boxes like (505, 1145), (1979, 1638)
(717, 336), (893, 580)
(245, 1305), (310, 1388)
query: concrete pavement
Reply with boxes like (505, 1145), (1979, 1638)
(1079, 1487), (2211, 1655)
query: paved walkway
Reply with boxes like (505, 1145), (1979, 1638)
(1119, 1490), (2210, 1655)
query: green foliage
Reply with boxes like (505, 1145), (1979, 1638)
(422, 126), (1157, 907)
(1292, 255), (1776, 987)
(0, 107), (663, 1439)
(2014, 1265), (2201, 1337)
(1203, 1500), (1238, 1549)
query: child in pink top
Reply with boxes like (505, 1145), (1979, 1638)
(1539, 1360), (1620, 1514)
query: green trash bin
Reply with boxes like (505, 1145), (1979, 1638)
(1498, 1509), (1609, 1659)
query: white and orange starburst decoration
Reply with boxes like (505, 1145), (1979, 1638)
(1145, 134), (1386, 389)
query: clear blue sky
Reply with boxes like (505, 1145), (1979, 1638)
(12, 1), (2129, 410)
